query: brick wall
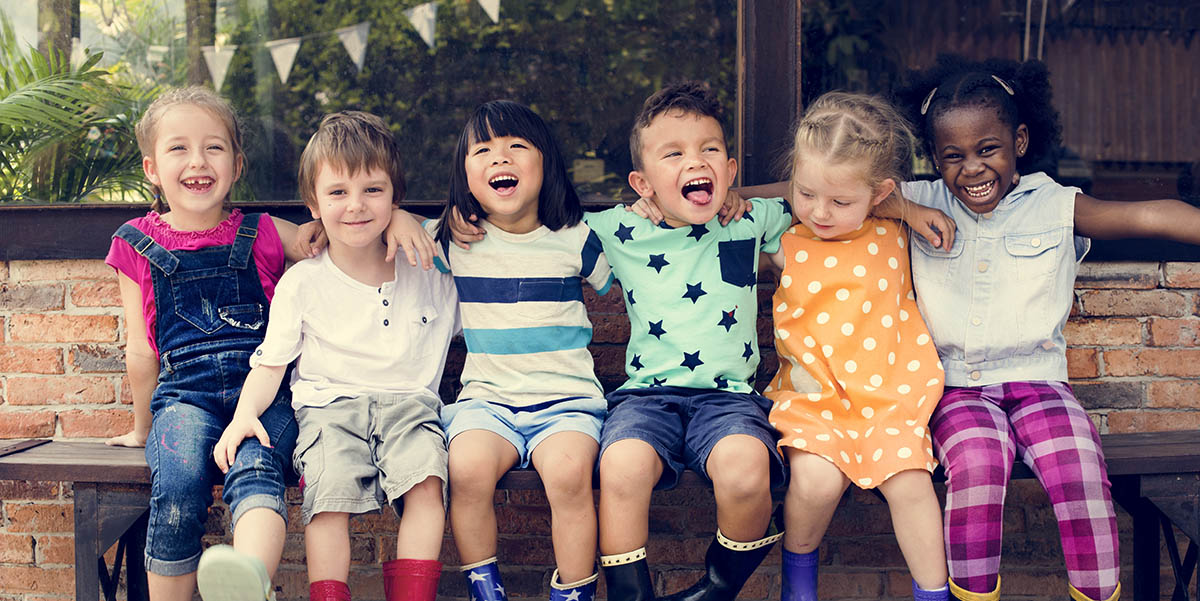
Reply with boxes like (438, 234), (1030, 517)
(1, 259), (1197, 600)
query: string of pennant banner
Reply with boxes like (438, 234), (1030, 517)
(175, 0), (502, 90)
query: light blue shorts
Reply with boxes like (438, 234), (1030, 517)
(442, 396), (606, 468)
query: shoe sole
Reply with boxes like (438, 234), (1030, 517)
(196, 545), (271, 601)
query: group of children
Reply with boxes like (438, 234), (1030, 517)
(103, 53), (1200, 601)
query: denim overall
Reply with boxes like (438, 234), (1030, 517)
(114, 214), (298, 576)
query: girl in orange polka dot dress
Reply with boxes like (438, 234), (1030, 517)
(764, 93), (949, 601)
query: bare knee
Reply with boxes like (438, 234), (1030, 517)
(599, 441), (659, 497)
(540, 455), (594, 503)
(709, 437), (771, 502)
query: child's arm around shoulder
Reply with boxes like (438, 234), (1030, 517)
(1074, 192), (1200, 244)
(106, 274), (158, 448)
(272, 216), (325, 262)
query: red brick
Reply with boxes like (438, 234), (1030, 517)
(10, 260), (112, 282)
(1078, 289), (1189, 318)
(34, 535), (74, 565)
(1147, 381), (1200, 408)
(1063, 318), (1143, 346)
(0, 345), (63, 374)
(4, 503), (73, 533)
(0, 284), (65, 311)
(119, 374), (133, 404)
(0, 261), (8, 281)
(1107, 411), (1200, 433)
(591, 313), (631, 344)
(1074, 262), (1160, 289)
(0, 411), (56, 438)
(816, 570), (885, 598)
(68, 344), (125, 373)
(5, 376), (115, 405)
(57, 409), (132, 438)
(0, 481), (61, 501)
(1102, 349), (1200, 377)
(583, 284), (626, 313)
(1165, 262), (1200, 288)
(69, 279), (120, 308)
(1065, 348), (1099, 379)
(0, 533), (34, 564)
(0, 566), (74, 594)
(1147, 318), (1200, 346)
(9, 314), (119, 343)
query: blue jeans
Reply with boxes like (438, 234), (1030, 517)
(144, 345), (296, 576)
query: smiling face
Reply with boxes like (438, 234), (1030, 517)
(931, 105), (1028, 214)
(464, 133), (544, 234)
(792, 154), (893, 239)
(628, 111), (736, 227)
(309, 162), (394, 252)
(142, 104), (241, 226)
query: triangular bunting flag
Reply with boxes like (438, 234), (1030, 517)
(146, 45), (168, 66)
(404, 2), (438, 49)
(264, 37), (301, 84)
(335, 22), (371, 73)
(478, 0), (500, 23)
(201, 45), (237, 91)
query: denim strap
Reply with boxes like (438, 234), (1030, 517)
(113, 223), (179, 275)
(229, 213), (261, 270)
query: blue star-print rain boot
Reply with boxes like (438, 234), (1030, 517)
(462, 557), (508, 601)
(549, 569), (598, 601)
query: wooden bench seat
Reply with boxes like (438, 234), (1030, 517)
(2, 431), (1199, 601)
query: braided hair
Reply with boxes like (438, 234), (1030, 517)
(896, 54), (1062, 175)
(788, 91), (915, 195)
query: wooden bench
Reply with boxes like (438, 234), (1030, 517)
(1, 431), (1198, 601)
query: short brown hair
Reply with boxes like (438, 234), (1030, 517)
(298, 111), (406, 210)
(629, 81), (726, 171)
(135, 86), (243, 213)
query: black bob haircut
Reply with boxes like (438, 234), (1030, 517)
(436, 100), (582, 243)
(896, 54), (1063, 174)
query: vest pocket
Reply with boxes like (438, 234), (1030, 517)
(1004, 229), (1062, 279)
(218, 303), (265, 330)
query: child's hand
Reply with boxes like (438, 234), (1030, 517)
(293, 220), (327, 258)
(717, 189), (750, 225)
(106, 429), (148, 448)
(448, 206), (486, 250)
(213, 414), (272, 474)
(907, 205), (957, 250)
(624, 197), (664, 224)
(385, 209), (437, 270)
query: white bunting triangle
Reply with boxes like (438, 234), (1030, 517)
(478, 0), (500, 23)
(146, 45), (168, 66)
(404, 2), (438, 49)
(335, 22), (371, 73)
(201, 45), (238, 91)
(264, 37), (301, 83)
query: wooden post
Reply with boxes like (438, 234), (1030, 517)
(185, 0), (216, 85)
(36, 0), (76, 63)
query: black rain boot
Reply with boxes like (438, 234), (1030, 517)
(658, 520), (783, 601)
(601, 549), (654, 601)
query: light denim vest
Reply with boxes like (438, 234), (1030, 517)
(901, 173), (1089, 387)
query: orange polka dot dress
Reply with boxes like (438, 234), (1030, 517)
(766, 217), (944, 489)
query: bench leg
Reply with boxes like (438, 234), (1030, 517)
(74, 484), (102, 601)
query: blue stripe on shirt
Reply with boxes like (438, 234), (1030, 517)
(581, 229), (604, 279)
(455, 276), (583, 303)
(463, 325), (592, 355)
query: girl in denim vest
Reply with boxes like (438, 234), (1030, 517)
(106, 87), (318, 601)
(897, 54), (1200, 601)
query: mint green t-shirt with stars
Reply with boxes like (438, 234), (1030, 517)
(583, 196), (792, 394)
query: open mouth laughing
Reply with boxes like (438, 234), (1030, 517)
(681, 177), (714, 204)
(181, 177), (214, 193)
(489, 174), (518, 195)
(963, 179), (996, 199)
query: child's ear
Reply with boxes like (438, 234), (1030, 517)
(307, 201), (320, 220)
(1014, 123), (1030, 157)
(872, 178), (897, 206)
(232, 154), (244, 182)
(628, 170), (655, 199)
(142, 156), (160, 186)
(725, 156), (738, 183)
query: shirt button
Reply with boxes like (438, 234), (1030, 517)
(970, 370), (981, 380)
(971, 316), (982, 326)
(383, 319), (389, 326)
(1031, 238), (1041, 247)
(383, 299), (389, 306)
(255, 350), (262, 355)
(977, 262), (988, 272)
(421, 316), (428, 323)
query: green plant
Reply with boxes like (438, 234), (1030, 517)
(0, 12), (156, 203)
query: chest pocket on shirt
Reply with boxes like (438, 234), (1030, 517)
(1004, 229), (1062, 279)
(171, 267), (241, 334)
(911, 234), (963, 284)
(405, 303), (442, 360)
(718, 239), (757, 287)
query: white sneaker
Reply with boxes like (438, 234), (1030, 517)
(196, 544), (275, 601)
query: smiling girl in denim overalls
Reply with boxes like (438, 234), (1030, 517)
(106, 87), (318, 601)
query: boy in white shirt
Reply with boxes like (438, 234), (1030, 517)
(211, 111), (459, 601)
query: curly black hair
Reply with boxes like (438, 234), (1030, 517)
(895, 54), (1062, 174)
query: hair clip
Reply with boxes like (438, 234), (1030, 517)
(991, 75), (1015, 95)
(919, 87), (938, 115)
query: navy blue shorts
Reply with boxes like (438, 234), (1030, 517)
(599, 386), (785, 490)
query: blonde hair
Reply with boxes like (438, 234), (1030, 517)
(788, 92), (914, 206)
(134, 86), (244, 213)
(297, 111), (406, 211)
